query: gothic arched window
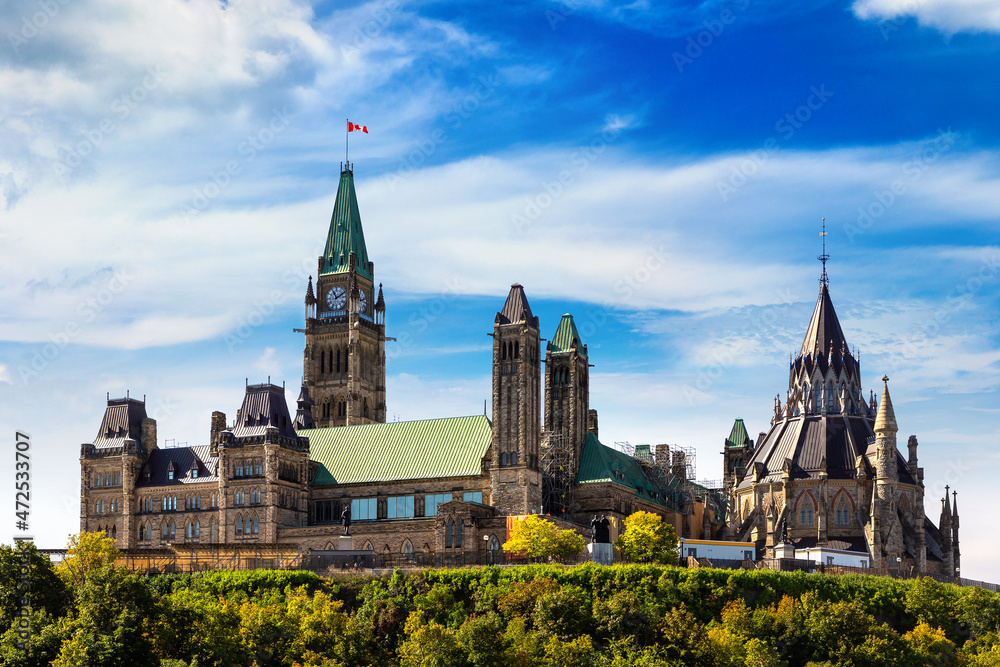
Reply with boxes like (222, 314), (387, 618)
(827, 382), (835, 411)
(800, 499), (815, 526)
(446, 519), (453, 548)
(836, 498), (851, 525)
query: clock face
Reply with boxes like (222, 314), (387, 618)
(326, 286), (346, 310)
(359, 291), (368, 314)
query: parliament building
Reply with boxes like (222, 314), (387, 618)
(78, 165), (722, 564)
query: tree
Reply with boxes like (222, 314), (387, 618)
(56, 532), (119, 588)
(614, 512), (678, 564)
(502, 516), (584, 561)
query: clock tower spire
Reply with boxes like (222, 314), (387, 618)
(301, 164), (386, 428)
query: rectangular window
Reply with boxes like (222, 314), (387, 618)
(388, 495), (415, 519)
(463, 491), (483, 504)
(424, 493), (452, 517)
(351, 497), (377, 521)
(743, 550), (753, 560)
(687, 548), (697, 558)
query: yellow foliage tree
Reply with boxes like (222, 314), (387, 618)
(56, 530), (120, 586)
(502, 515), (585, 561)
(614, 511), (679, 564)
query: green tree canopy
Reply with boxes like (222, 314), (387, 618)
(55, 531), (119, 588)
(614, 511), (679, 564)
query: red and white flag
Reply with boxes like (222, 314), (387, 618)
(348, 121), (368, 134)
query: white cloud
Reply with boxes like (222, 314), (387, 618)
(254, 347), (283, 378)
(853, 0), (1000, 34)
(0, 364), (10, 384)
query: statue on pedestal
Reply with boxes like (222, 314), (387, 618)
(341, 505), (352, 536)
(591, 515), (611, 544)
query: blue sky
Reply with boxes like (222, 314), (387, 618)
(0, 0), (998, 579)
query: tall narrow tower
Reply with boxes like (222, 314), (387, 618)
(489, 284), (542, 515)
(871, 376), (903, 567)
(302, 165), (386, 427)
(544, 314), (589, 478)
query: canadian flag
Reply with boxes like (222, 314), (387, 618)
(348, 121), (368, 134)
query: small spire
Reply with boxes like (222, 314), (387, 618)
(874, 375), (898, 433)
(305, 276), (316, 305)
(818, 217), (830, 287)
(375, 282), (385, 312)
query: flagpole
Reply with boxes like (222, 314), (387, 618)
(346, 118), (349, 167)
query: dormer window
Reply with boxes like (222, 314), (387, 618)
(167, 462), (177, 480)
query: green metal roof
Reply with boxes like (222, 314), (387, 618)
(550, 313), (585, 355)
(300, 415), (491, 486)
(321, 168), (372, 280)
(576, 433), (664, 506)
(726, 418), (750, 449)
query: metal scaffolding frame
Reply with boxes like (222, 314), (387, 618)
(541, 430), (575, 518)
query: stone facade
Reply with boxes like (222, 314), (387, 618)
(723, 275), (960, 575)
(79, 164), (720, 560)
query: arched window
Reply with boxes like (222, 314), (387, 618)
(511, 452), (518, 465)
(402, 540), (413, 560)
(139, 525), (145, 542)
(186, 521), (193, 539)
(363, 541), (373, 551)
(169, 521), (175, 540)
(337, 397), (347, 418)
(800, 499), (815, 526)
(252, 515), (259, 534)
(194, 520), (200, 539)
(814, 389), (822, 411)
(836, 498), (851, 525)
(336, 348), (342, 374)
(827, 382), (835, 411)
(210, 519), (217, 544)
(236, 514), (243, 535)
(455, 519), (463, 548)
(446, 519), (453, 548)
(111, 525), (117, 539)
(501, 452), (507, 466)
(320, 349), (325, 375)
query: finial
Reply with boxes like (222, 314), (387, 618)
(818, 217), (830, 287)
(882, 375), (889, 384)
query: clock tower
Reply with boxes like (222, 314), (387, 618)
(302, 164), (386, 428)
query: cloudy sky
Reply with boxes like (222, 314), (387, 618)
(0, 0), (998, 579)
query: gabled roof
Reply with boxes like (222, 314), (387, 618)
(232, 383), (297, 438)
(301, 415), (492, 486)
(800, 283), (849, 358)
(576, 433), (665, 506)
(93, 398), (147, 450)
(550, 313), (585, 355)
(137, 445), (218, 487)
(497, 283), (537, 327)
(726, 418), (750, 449)
(321, 167), (371, 280)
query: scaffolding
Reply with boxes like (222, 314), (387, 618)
(541, 431), (575, 519)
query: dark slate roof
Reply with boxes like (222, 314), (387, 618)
(800, 283), (849, 358)
(550, 313), (585, 355)
(93, 398), (147, 450)
(497, 284), (537, 327)
(321, 167), (371, 280)
(737, 413), (916, 487)
(726, 418), (751, 449)
(294, 382), (316, 431)
(232, 384), (297, 438)
(137, 445), (218, 487)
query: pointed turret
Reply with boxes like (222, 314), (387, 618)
(874, 376), (898, 434)
(293, 382), (315, 431)
(550, 313), (585, 355)
(497, 283), (538, 328)
(321, 167), (371, 280)
(375, 283), (385, 312)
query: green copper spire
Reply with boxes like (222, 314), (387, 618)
(550, 313), (585, 355)
(321, 167), (371, 280)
